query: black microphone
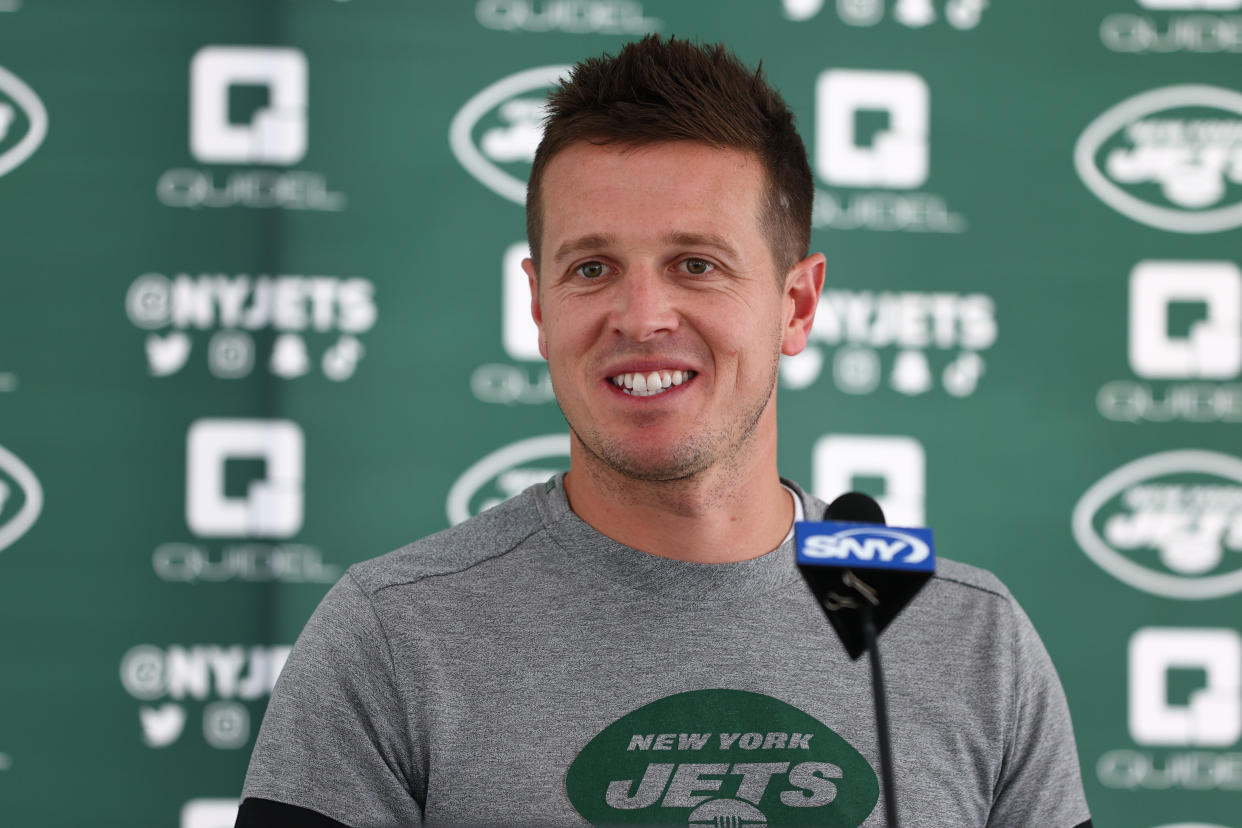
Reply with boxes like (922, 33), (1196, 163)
(795, 491), (935, 659)
(794, 491), (936, 828)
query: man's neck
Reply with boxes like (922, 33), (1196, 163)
(561, 448), (794, 564)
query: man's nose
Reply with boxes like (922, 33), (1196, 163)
(608, 267), (679, 342)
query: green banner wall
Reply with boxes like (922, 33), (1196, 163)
(1, 1), (1240, 825)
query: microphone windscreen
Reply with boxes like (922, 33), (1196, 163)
(825, 491), (886, 525)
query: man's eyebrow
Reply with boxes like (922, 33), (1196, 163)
(552, 234), (614, 264)
(663, 232), (741, 261)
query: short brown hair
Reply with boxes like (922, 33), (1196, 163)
(526, 35), (812, 276)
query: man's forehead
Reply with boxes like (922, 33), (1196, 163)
(543, 138), (759, 175)
(539, 141), (766, 226)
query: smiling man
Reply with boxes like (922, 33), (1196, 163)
(523, 138), (821, 565)
(237, 37), (1091, 827)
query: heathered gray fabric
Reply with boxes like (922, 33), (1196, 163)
(242, 475), (1090, 827)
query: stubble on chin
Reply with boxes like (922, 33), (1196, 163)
(563, 346), (782, 493)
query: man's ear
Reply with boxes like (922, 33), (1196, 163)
(521, 257), (548, 360)
(781, 252), (826, 356)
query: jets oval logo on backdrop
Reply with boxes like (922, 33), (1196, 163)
(1072, 450), (1242, 600)
(0, 66), (49, 179)
(445, 434), (570, 525)
(0, 444), (44, 554)
(1074, 85), (1242, 234)
(448, 65), (570, 204)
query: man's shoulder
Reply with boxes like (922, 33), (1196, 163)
(346, 484), (551, 596)
(929, 557), (1013, 603)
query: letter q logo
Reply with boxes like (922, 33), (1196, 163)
(186, 419), (304, 538)
(1129, 627), (1242, 747)
(816, 69), (929, 189)
(812, 434), (926, 526)
(190, 46), (307, 165)
(1129, 261), (1242, 380)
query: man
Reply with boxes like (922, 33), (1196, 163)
(238, 36), (1091, 827)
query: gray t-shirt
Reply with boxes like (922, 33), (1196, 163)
(242, 476), (1090, 827)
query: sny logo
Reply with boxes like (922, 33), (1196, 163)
(797, 524), (934, 570)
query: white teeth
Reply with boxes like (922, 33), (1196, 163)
(609, 370), (696, 397)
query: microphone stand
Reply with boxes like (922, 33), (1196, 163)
(858, 600), (899, 828)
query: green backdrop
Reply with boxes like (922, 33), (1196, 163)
(1, 1), (1240, 825)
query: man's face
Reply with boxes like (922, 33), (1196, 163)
(524, 141), (822, 484)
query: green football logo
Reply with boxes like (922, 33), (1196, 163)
(566, 689), (878, 826)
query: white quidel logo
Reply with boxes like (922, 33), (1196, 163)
(449, 65), (570, 204)
(1073, 450), (1242, 599)
(1075, 85), (1242, 233)
(1129, 627), (1241, 747)
(0, 443), (42, 555)
(190, 46), (307, 165)
(1129, 261), (1242, 379)
(469, 243), (554, 406)
(446, 434), (570, 525)
(812, 434), (926, 526)
(816, 69), (929, 189)
(0, 65), (48, 178)
(186, 419), (304, 538)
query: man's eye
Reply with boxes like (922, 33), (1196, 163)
(682, 258), (714, 275)
(575, 261), (608, 279)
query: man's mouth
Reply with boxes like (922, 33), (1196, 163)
(609, 370), (697, 397)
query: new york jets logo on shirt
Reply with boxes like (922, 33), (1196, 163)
(566, 689), (878, 826)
